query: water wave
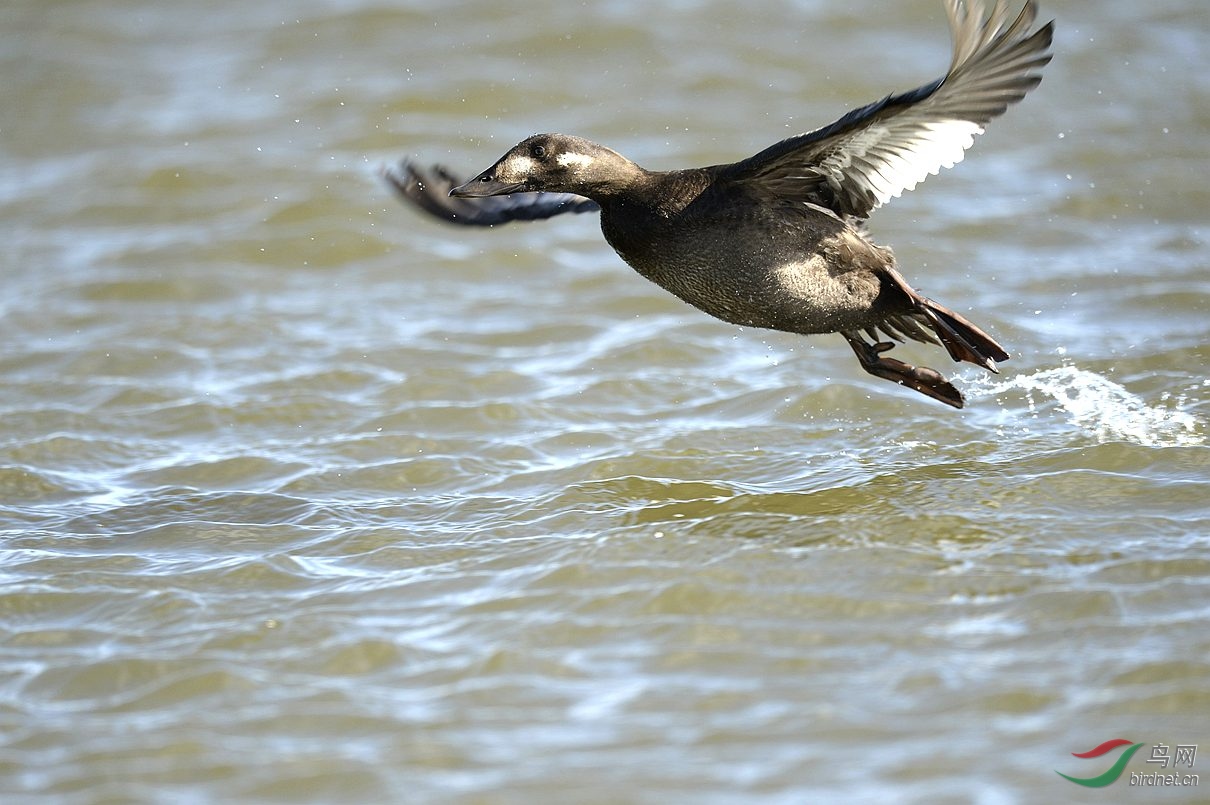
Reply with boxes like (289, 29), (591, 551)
(967, 366), (1204, 447)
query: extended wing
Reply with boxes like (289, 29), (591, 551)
(724, 0), (1053, 219)
(384, 162), (599, 226)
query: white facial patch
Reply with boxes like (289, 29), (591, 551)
(499, 155), (537, 181)
(556, 152), (595, 171)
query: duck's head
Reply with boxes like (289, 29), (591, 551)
(450, 134), (636, 199)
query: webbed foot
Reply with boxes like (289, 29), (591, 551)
(843, 332), (964, 409)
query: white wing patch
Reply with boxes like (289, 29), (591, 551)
(556, 152), (596, 170)
(860, 118), (984, 208)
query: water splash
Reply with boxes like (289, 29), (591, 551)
(967, 366), (1204, 447)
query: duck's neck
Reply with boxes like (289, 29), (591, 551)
(598, 168), (714, 217)
(572, 154), (652, 202)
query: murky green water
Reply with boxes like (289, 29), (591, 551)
(2, 0), (1208, 802)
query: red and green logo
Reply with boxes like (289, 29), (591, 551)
(1057, 738), (1146, 787)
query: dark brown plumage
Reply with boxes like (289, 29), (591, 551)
(386, 0), (1054, 408)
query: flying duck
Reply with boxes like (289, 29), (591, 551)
(387, 0), (1053, 408)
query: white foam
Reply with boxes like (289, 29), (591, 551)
(966, 366), (1204, 447)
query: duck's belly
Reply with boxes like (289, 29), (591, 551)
(603, 219), (891, 336)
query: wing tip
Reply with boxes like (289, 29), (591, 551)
(385, 158), (601, 227)
(383, 160), (474, 225)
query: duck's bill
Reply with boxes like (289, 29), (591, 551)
(449, 174), (529, 198)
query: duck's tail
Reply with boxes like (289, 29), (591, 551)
(844, 267), (1010, 408)
(881, 266), (1009, 373)
(916, 296), (1009, 373)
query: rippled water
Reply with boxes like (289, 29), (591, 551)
(2, 0), (1208, 801)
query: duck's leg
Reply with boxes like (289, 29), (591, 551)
(842, 331), (964, 409)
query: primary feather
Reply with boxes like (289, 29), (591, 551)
(725, 0), (1053, 219)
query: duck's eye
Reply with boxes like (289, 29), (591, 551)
(532, 145), (546, 159)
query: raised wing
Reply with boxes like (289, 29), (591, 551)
(725, 0), (1053, 219)
(384, 162), (599, 226)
